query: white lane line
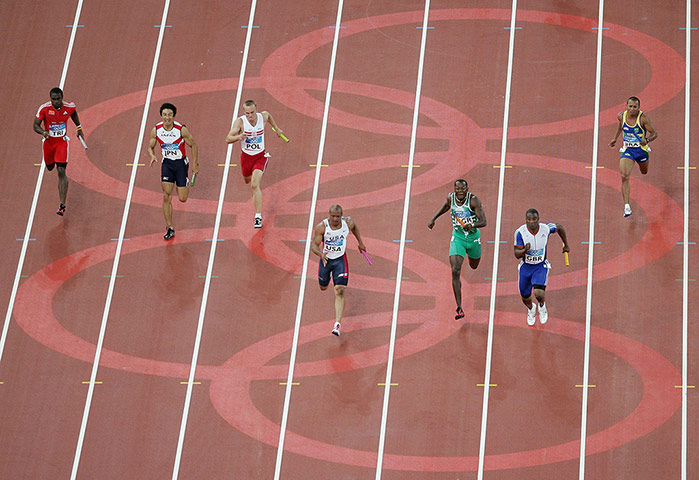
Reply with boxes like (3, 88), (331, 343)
(681, 1), (691, 479)
(69, 2), (172, 479)
(476, 1), (517, 478)
(374, 1), (430, 478)
(170, 1), (259, 478)
(578, 1), (605, 479)
(0, 0), (85, 369)
(273, 1), (344, 478)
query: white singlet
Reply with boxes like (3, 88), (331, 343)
(156, 121), (186, 160)
(240, 113), (265, 155)
(323, 218), (350, 260)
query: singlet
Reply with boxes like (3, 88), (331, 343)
(240, 113), (265, 155)
(514, 223), (557, 265)
(36, 101), (77, 140)
(450, 192), (479, 239)
(323, 218), (350, 260)
(155, 121), (187, 161)
(621, 110), (649, 152)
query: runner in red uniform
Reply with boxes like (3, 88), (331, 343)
(33, 87), (84, 216)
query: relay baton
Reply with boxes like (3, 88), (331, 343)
(564, 251), (570, 266)
(271, 126), (290, 143)
(455, 216), (468, 229)
(190, 172), (197, 187)
(79, 136), (88, 150)
(362, 250), (373, 265)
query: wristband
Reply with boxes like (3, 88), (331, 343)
(76, 125), (83, 130)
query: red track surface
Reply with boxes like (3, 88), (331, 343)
(1, 0), (697, 479)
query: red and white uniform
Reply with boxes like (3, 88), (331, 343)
(240, 113), (269, 177)
(155, 120), (187, 160)
(36, 101), (76, 165)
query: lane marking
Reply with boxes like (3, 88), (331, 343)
(575, 384), (597, 388)
(279, 382), (300, 386)
(681, 2), (691, 478)
(274, 2), (345, 478)
(477, 2), (518, 480)
(69, 3), (173, 479)
(0, 0), (85, 383)
(179, 381), (201, 385)
(477, 383), (497, 387)
(81, 381), (103, 385)
(375, 2), (431, 479)
(579, 2), (606, 479)
(377, 383), (399, 386)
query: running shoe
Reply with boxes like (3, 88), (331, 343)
(56, 204), (66, 216)
(331, 322), (341, 336)
(254, 217), (262, 229)
(527, 304), (537, 326)
(164, 227), (175, 240)
(539, 303), (548, 325)
(455, 307), (465, 320)
(623, 204), (632, 217)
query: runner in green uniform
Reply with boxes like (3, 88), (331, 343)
(428, 179), (487, 320)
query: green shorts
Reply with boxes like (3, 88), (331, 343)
(449, 229), (481, 259)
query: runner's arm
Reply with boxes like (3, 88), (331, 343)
(609, 112), (623, 147)
(33, 117), (49, 139)
(555, 224), (571, 253)
(641, 114), (658, 145)
(263, 111), (284, 138)
(70, 111), (84, 139)
(181, 126), (199, 174)
(147, 127), (159, 166)
(514, 243), (530, 259)
(310, 223), (327, 265)
(428, 195), (451, 229)
(470, 195), (487, 229)
(225, 118), (245, 144)
(346, 216), (366, 252)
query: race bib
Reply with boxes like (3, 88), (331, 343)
(324, 239), (344, 253)
(244, 135), (263, 151)
(525, 248), (544, 264)
(49, 123), (66, 137)
(623, 141), (641, 148)
(162, 143), (181, 158)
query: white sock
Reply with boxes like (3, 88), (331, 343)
(255, 213), (262, 219)
(528, 304), (536, 313)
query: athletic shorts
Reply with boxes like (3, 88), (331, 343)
(318, 254), (349, 287)
(161, 157), (190, 187)
(518, 261), (550, 298)
(620, 146), (649, 163)
(449, 229), (481, 259)
(241, 150), (269, 178)
(43, 137), (69, 166)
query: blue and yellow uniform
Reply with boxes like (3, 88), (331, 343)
(619, 110), (650, 163)
(449, 192), (482, 259)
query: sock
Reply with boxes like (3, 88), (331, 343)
(528, 304), (536, 313)
(255, 213), (262, 219)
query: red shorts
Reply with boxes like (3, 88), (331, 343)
(43, 137), (69, 166)
(240, 150), (269, 178)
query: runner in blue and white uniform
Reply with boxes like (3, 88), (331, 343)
(311, 205), (367, 337)
(429, 179), (487, 320)
(513, 208), (570, 326)
(609, 96), (658, 217)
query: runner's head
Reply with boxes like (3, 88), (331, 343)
(243, 99), (257, 123)
(626, 96), (640, 115)
(50, 87), (63, 109)
(454, 179), (468, 200)
(329, 204), (343, 227)
(160, 103), (177, 127)
(525, 208), (539, 233)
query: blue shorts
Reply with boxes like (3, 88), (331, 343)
(162, 157), (190, 187)
(620, 147), (649, 163)
(518, 261), (550, 297)
(319, 255), (349, 287)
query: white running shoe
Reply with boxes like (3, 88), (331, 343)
(623, 204), (632, 217)
(527, 304), (537, 326)
(539, 303), (548, 325)
(332, 322), (341, 336)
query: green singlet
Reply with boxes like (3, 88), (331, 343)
(449, 192), (482, 259)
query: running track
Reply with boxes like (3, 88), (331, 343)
(0, 0), (697, 479)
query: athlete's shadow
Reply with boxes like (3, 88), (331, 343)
(161, 243), (198, 309)
(327, 340), (376, 416)
(43, 221), (88, 291)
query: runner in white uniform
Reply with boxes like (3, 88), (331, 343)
(513, 208), (569, 326)
(311, 205), (367, 336)
(148, 102), (199, 240)
(225, 99), (286, 229)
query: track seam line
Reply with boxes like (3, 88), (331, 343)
(69, 2), (172, 478)
(273, 1), (345, 478)
(476, 1), (517, 478)
(578, 1), (605, 478)
(681, 1), (690, 478)
(169, 1), (259, 478)
(0, 0), (85, 370)
(374, 1), (431, 478)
